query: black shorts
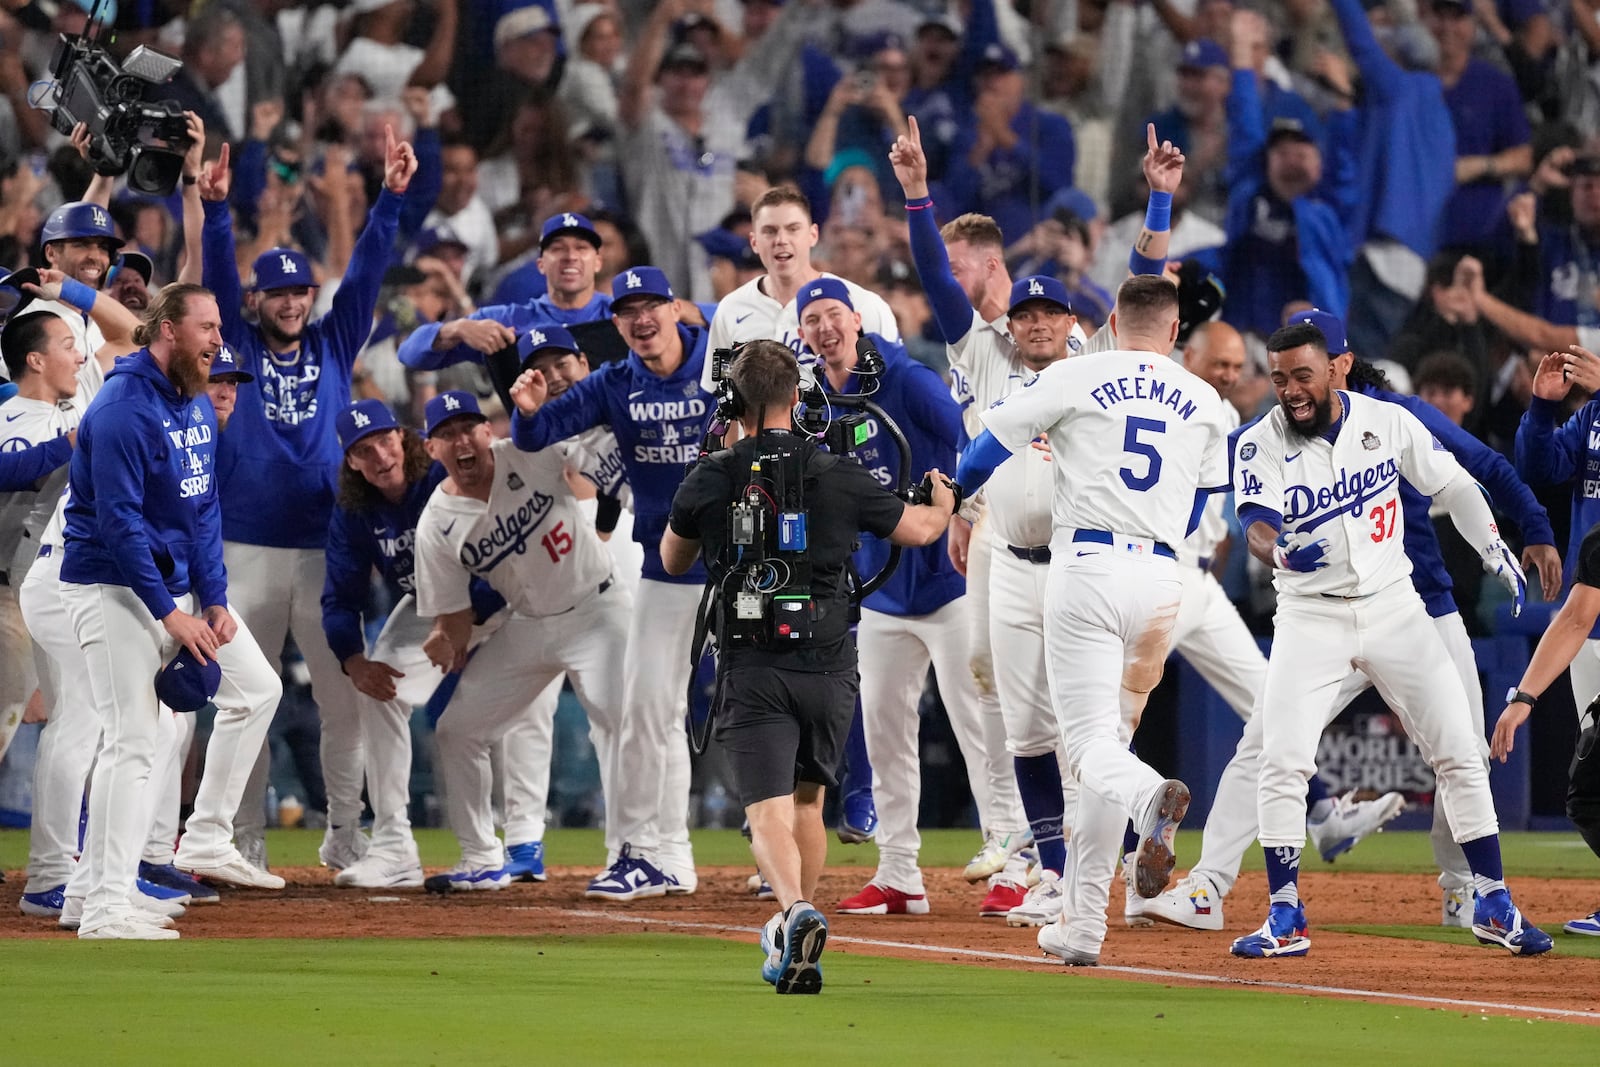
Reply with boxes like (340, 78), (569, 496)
(716, 664), (859, 808)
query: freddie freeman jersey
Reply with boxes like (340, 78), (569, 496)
(1233, 390), (1465, 599)
(981, 349), (1229, 551)
(413, 438), (611, 619)
(0, 355), (105, 579)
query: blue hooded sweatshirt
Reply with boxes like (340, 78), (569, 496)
(61, 349), (226, 619)
(1516, 394), (1600, 637)
(398, 291), (615, 371)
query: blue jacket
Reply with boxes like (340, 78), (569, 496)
(61, 350), (226, 619)
(511, 324), (711, 583)
(945, 102), (1075, 244)
(205, 190), (404, 549)
(1329, 0), (1456, 259)
(1533, 223), (1600, 328)
(0, 435), (71, 491)
(320, 462), (505, 663)
(398, 292), (616, 371)
(1360, 384), (1553, 617)
(820, 334), (965, 616)
(1516, 394), (1600, 636)
(1223, 69), (1359, 329)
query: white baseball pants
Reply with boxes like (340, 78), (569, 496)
(435, 587), (629, 868)
(861, 595), (1026, 891)
(609, 578), (698, 863)
(1258, 583), (1497, 851)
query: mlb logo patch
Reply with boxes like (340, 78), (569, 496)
(1122, 542), (1146, 556)
(1138, 363), (1154, 372)
(1361, 432), (1380, 451)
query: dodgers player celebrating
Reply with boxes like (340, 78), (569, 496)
(510, 266), (709, 897)
(60, 285), (283, 938)
(196, 128), (418, 874)
(955, 275), (1232, 965)
(413, 391), (630, 891)
(1229, 321), (1550, 958)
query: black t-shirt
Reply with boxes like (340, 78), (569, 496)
(668, 433), (907, 671)
(1577, 522), (1600, 589)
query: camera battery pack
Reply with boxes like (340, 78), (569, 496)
(779, 511), (807, 551)
(731, 503), (756, 545)
(735, 591), (764, 620)
(770, 595), (815, 641)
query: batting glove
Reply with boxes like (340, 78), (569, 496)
(1481, 539), (1528, 617)
(1272, 533), (1329, 573)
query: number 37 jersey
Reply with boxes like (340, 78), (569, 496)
(414, 438), (612, 619)
(981, 349), (1230, 550)
(1233, 390), (1466, 599)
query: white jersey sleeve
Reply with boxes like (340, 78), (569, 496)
(1392, 404), (1463, 497)
(414, 493), (475, 619)
(1233, 416), (1287, 527)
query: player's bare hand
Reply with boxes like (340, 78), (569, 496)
(344, 654), (404, 702)
(1029, 434), (1053, 461)
(947, 513), (971, 576)
(163, 608), (219, 664)
(1561, 344), (1600, 394)
(22, 267), (65, 304)
(888, 115), (930, 200)
(510, 368), (549, 416)
(422, 626), (463, 674)
(1481, 540), (1528, 617)
(1531, 351), (1573, 401)
(440, 319), (517, 355)
(383, 125), (419, 195)
(198, 141), (232, 203)
(1490, 701), (1532, 762)
(1141, 123), (1185, 197)
(203, 605), (237, 646)
(1522, 543), (1563, 602)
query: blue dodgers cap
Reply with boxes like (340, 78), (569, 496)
(251, 248), (316, 291)
(796, 277), (854, 317)
(209, 344), (253, 383)
(1179, 38), (1229, 71)
(336, 398), (399, 451)
(1007, 275), (1073, 315)
(412, 224), (470, 258)
(1288, 308), (1349, 355)
(517, 323), (581, 363)
(540, 211), (602, 250)
(977, 41), (1019, 72)
(694, 227), (761, 270)
(610, 265), (675, 306)
(424, 390), (487, 436)
(154, 648), (222, 714)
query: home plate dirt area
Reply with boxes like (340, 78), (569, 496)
(5, 865), (1598, 1018)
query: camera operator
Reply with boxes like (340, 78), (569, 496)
(660, 339), (956, 995)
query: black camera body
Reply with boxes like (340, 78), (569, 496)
(721, 432), (816, 649)
(44, 11), (191, 196)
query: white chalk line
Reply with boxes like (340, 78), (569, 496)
(524, 906), (1600, 1022)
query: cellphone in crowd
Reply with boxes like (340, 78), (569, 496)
(28, 150), (47, 178)
(853, 69), (877, 95)
(270, 155), (302, 185)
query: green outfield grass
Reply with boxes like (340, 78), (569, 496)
(0, 935), (1592, 1065)
(1325, 924), (1600, 958)
(5, 827), (1596, 878)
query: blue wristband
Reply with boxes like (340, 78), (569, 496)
(1143, 190), (1172, 233)
(58, 277), (98, 314)
(1129, 249), (1165, 276)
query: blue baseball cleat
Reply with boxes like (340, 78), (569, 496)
(19, 884), (66, 917)
(504, 841), (547, 883)
(837, 793), (877, 845)
(1472, 890), (1553, 955)
(1231, 902), (1311, 958)
(139, 862), (220, 904)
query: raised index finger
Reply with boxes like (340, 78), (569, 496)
(907, 114), (921, 148)
(1147, 122), (1158, 153)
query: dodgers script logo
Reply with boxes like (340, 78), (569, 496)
(460, 490), (556, 570)
(1283, 458), (1400, 531)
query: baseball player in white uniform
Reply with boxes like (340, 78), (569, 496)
(413, 391), (631, 890)
(1228, 321), (1550, 958)
(955, 274), (1232, 966)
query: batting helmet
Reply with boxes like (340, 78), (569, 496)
(40, 202), (123, 252)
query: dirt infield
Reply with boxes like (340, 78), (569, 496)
(6, 865), (1599, 1016)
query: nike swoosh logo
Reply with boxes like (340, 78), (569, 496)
(3, 412), (21, 422)
(1076, 551), (1093, 557)
(629, 390), (644, 399)
(735, 313), (753, 324)
(1285, 452), (1301, 463)
(441, 519), (457, 536)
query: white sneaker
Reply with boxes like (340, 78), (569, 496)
(181, 857), (287, 890)
(963, 829), (1032, 883)
(1037, 920), (1098, 965)
(1136, 873), (1224, 931)
(79, 916), (180, 941)
(1307, 790), (1405, 862)
(319, 824), (371, 871)
(58, 895), (83, 930)
(132, 888), (186, 920)
(1441, 884), (1474, 928)
(236, 829), (269, 872)
(1006, 870), (1064, 927)
(334, 852), (424, 889)
(1122, 852), (1154, 927)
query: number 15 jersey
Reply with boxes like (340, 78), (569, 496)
(981, 349), (1230, 551)
(414, 438), (611, 618)
(1233, 390), (1466, 599)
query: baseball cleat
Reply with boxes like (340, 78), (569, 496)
(837, 794), (878, 845)
(78, 917), (180, 941)
(1564, 911), (1600, 936)
(1471, 889), (1553, 955)
(979, 879), (1027, 917)
(1231, 903), (1311, 958)
(837, 882), (930, 915)
(1306, 790), (1406, 863)
(1137, 874), (1224, 931)
(139, 862), (220, 904)
(1037, 920), (1099, 966)
(504, 841), (548, 883)
(774, 906), (828, 994)
(1122, 852), (1154, 927)
(760, 911), (784, 985)
(181, 857), (286, 891)
(235, 829), (269, 873)
(1134, 780), (1189, 898)
(424, 863), (511, 894)
(746, 871), (776, 900)
(335, 852), (424, 889)
(19, 884), (66, 917)
(963, 829), (1033, 882)
(318, 824), (370, 871)
(584, 846), (668, 902)
(58, 895), (84, 930)
(1440, 885), (1473, 928)
(1006, 870), (1064, 928)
